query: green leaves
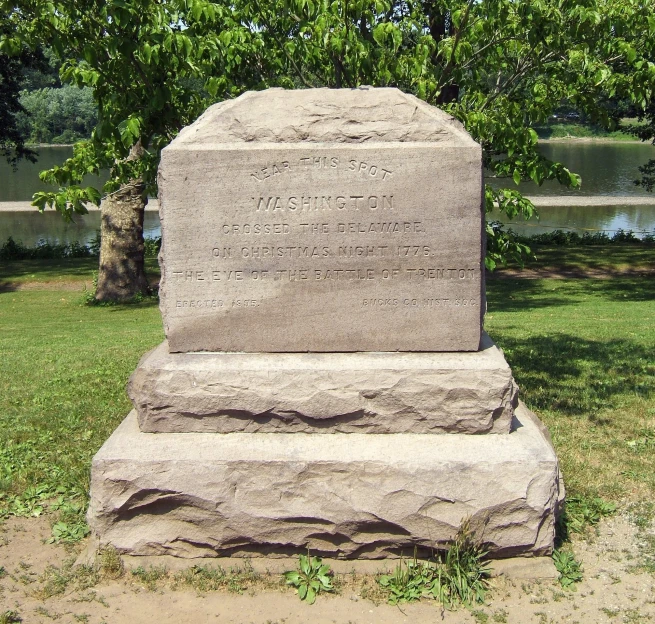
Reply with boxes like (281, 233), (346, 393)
(118, 116), (141, 148)
(48, 519), (90, 544)
(8, 0), (655, 272)
(0, 36), (22, 56)
(553, 549), (583, 589)
(31, 186), (97, 221)
(205, 76), (226, 98)
(560, 495), (617, 537)
(284, 553), (334, 605)
(378, 522), (491, 609)
(141, 42), (152, 64)
(8, 0), (259, 206)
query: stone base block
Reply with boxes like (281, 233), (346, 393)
(88, 403), (563, 559)
(128, 333), (517, 435)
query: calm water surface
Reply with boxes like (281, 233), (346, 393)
(0, 146), (106, 202)
(487, 142), (655, 196)
(0, 210), (161, 246)
(1, 143), (654, 244)
(488, 142), (655, 236)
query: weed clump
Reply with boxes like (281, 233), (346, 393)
(0, 611), (22, 624)
(378, 520), (491, 609)
(98, 546), (124, 580)
(557, 495), (616, 543)
(552, 548), (583, 589)
(35, 558), (99, 599)
(131, 565), (169, 591)
(284, 553), (334, 604)
(173, 562), (265, 594)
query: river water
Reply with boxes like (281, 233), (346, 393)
(1, 143), (654, 245)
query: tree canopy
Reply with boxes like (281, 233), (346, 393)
(0, 6), (45, 166)
(2, 0), (271, 218)
(2, 0), (654, 286)
(247, 0), (655, 265)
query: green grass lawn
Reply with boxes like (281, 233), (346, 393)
(0, 290), (163, 528)
(0, 257), (160, 288)
(0, 251), (653, 540)
(516, 244), (655, 274)
(486, 276), (655, 501)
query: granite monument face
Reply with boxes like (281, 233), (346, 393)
(158, 88), (484, 353)
(87, 88), (563, 562)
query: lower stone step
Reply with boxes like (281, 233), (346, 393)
(88, 403), (563, 560)
(128, 333), (517, 435)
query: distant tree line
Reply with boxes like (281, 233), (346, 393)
(15, 48), (98, 144)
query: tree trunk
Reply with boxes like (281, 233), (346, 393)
(95, 178), (150, 302)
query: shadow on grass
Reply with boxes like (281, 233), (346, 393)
(565, 277), (655, 303)
(0, 258), (98, 283)
(487, 279), (582, 312)
(529, 245), (655, 273)
(104, 297), (161, 311)
(487, 276), (655, 313)
(493, 333), (654, 416)
(0, 281), (18, 293)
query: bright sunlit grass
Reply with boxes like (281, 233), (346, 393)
(0, 251), (653, 534)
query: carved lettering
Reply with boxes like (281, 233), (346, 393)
(176, 299), (224, 308)
(337, 221), (423, 234)
(253, 195), (393, 212)
(222, 223), (291, 235)
(241, 246), (330, 259)
(338, 246), (390, 257)
(348, 159), (393, 179)
(250, 161), (290, 182)
(405, 268), (478, 279)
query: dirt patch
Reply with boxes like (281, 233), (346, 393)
(487, 267), (655, 280)
(1, 515), (653, 624)
(0, 279), (159, 293)
(0, 280), (90, 293)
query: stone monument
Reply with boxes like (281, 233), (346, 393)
(88, 88), (563, 560)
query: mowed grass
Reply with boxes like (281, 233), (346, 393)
(0, 257), (160, 288)
(520, 244), (655, 274)
(0, 248), (653, 532)
(0, 290), (163, 518)
(486, 276), (655, 501)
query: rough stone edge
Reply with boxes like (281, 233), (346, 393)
(127, 333), (517, 435)
(87, 402), (562, 559)
(166, 87), (480, 149)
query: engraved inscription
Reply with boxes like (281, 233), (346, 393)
(171, 267), (479, 283)
(363, 298), (477, 307)
(221, 223), (291, 235)
(217, 221), (425, 235)
(347, 159), (393, 179)
(249, 157), (394, 182)
(250, 161), (291, 182)
(254, 195), (393, 212)
(167, 153), (480, 325)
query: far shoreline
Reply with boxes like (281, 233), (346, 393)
(538, 136), (644, 144)
(24, 135), (653, 150)
(2, 196), (655, 212)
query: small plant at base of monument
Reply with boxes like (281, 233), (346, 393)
(378, 521), (491, 608)
(556, 495), (616, 544)
(377, 551), (436, 605)
(284, 552), (334, 604)
(552, 548), (583, 590)
(98, 546), (125, 580)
